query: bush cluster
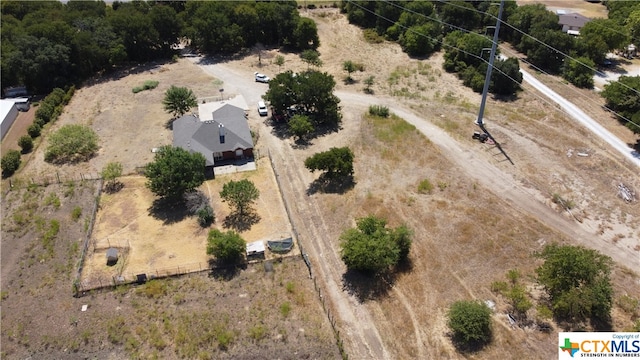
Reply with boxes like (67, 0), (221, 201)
(132, 80), (160, 93)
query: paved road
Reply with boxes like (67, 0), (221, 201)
(519, 68), (640, 168)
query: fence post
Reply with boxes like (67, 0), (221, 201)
(56, 172), (61, 183)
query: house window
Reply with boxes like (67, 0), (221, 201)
(213, 152), (223, 161)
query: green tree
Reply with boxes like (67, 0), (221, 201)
(562, 57), (595, 89)
(399, 23), (440, 57)
(219, 179), (259, 216)
(628, 9), (640, 42)
(27, 123), (41, 138)
(162, 85), (197, 118)
(274, 54), (285, 70)
(339, 215), (412, 274)
(101, 161), (123, 193)
(294, 17), (320, 50)
(44, 124), (99, 164)
(343, 60), (357, 82)
(206, 229), (245, 264)
(364, 75), (375, 94)
(18, 135), (33, 153)
(536, 244), (613, 323)
(300, 49), (322, 68)
(145, 146), (206, 200)
(288, 114), (314, 142)
(1, 149), (21, 177)
(522, 28), (574, 73)
(601, 76), (640, 134)
(439, 1), (481, 34)
(490, 57), (523, 95)
(263, 70), (342, 129)
(447, 300), (492, 347)
(579, 19), (628, 53)
(304, 147), (354, 179)
(506, 4), (559, 48)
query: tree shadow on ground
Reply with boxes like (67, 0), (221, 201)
(268, 119), (290, 140)
(341, 269), (395, 303)
(492, 93), (519, 103)
(208, 259), (246, 281)
(223, 211), (260, 232)
(84, 58), (177, 88)
(291, 137), (311, 150)
(148, 197), (190, 225)
(307, 174), (355, 195)
(341, 257), (413, 303)
(554, 315), (612, 332)
(448, 332), (492, 354)
(103, 181), (124, 194)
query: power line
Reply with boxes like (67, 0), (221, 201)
(430, 0), (640, 98)
(343, 1), (593, 125)
(371, 0), (640, 130)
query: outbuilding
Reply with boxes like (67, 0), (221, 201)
(246, 241), (265, 258)
(0, 99), (19, 140)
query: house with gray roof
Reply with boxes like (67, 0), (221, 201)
(173, 100), (253, 173)
(558, 13), (590, 35)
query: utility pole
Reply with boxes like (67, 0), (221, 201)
(475, 0), (504, 126)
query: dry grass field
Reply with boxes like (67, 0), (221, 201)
(2, 3), (639, 360)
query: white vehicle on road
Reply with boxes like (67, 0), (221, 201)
(254, 72), (270, 83)
(257, 100), (268, 116)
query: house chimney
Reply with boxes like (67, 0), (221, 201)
(218, 124), (225, 144)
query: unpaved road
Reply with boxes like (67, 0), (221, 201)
(191, 57), (639, 359)
(520, 69), (640, 167)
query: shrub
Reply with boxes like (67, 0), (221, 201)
(280, 302), (291, 317)
(44, 124), (99, 164)
(62, 86), (75, 105)
(248, 325), (268, 341)
(71, 206), (82, 221)
(132, 80), (159, 93)
(197, 205), (214, 227)
(206, 229), (246, 264)
(137, 280), (167, 298)
(18, 135), (33, 153)
(35, 102), (54, 123)
(363, 28), (384, 43)
(417, 179), (433, 194)
(1, 150), (21, 177)
(34, 115), (47, 128)
(27, 123), (41, 138)
(368, 105), (389, 118)
(447, 300), (492, 347)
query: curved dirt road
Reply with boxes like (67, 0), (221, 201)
(191, 58), (638, 359)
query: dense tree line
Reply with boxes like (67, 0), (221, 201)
(341, 1), (639, 92)
(1, 0), (319, 94)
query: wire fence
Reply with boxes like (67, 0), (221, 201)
(268, 149), (348, 360)
(8, 172), (101, 189)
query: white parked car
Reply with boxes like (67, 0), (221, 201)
(257, 100), (268, 116)
(254, 72), (270, 83)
